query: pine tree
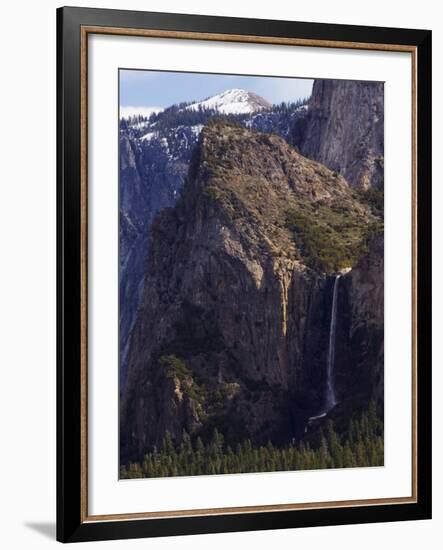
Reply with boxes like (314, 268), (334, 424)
(162, 430), (174, 455)
(356, 441), (368, 467)
(348, 418), (357, 445)
(142, 455), (154, 477)
(318, 435), (330, 469)
(343, 442), (356, 468)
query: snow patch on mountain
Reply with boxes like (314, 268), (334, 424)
(140, 131), (156, 142)
(120, 106), (164, 120)
(190, 124), (204, 136)
(185, 89), (271, 115)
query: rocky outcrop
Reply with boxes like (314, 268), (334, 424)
(120, 121), (382, 462)
(295, 79), (384, 189)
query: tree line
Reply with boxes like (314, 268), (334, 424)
(120, 97), (310, 140)
(120, 404), (383, 479)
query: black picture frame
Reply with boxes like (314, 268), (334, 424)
(57, 6), (432, 543)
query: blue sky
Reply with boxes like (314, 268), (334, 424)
(119, 69), (313, 113)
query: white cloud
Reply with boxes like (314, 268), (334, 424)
(119, 106), (163, 119)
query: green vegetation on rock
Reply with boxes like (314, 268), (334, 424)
(160, 354), (192, 381)
(355, 187), (384, 218)
(159, 354), (206, 403)
(285, 205), (383, 273)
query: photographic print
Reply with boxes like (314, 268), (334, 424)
(57, 9), (431, 541)
(118, 69), (385, 479)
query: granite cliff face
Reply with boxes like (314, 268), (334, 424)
(120, 121), (383, 462)
(294, 79), (384, 189)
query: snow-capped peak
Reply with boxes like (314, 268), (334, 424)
(185, 89), (271, 115)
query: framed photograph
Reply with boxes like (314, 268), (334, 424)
(57, 6), (432, 543)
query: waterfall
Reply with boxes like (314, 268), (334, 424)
(324, 274), (341, 412)
(308, 271), (349, 423)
